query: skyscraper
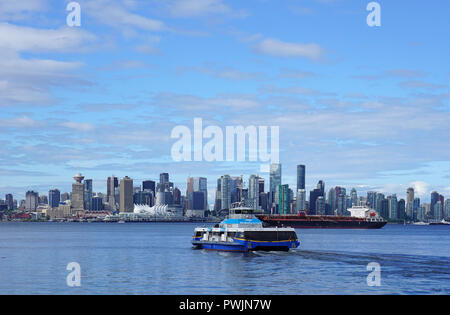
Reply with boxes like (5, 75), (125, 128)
(220, 175), (231, 210)
(120, 176), (134, 213)
(445, 199), (450, 220)
(430, 191), (439, 218)
(406, 187), (414, 219)
(248, 175), (261, 209)
(297, 165), (305, 191)
(49, 189), (60, 209)
(71, 173), (85, 212)
(142, 180), (155, 195)
(5, 194), (13, 211)
(388, 194), (398, 219)
(269, 163), (282, 206)
(25, 191), (39, 212)
(296, 189), (306, 211)
(277, 184), (290, 215)
(194, 177), (208, 210)
(351, 188), (358, 207)
(84, 179), (93, 211)
(367, 191), (377, 209)
(107, 176), (118, 210)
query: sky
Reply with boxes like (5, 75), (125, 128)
(0, 0), (449, 203)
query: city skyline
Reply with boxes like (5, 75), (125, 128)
(1, 1), (449, 203)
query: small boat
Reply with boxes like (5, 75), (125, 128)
(192, 205), (300, 252)
(118, 220), (126, 224)
(412, 221), (429, 226)
(430, 219), (450, 226)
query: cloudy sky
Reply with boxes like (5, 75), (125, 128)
(0, 0), (449, 202)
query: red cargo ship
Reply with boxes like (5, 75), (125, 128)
(257, 206), (387, 229)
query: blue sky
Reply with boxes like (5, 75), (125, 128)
(0, 0), (449, 202)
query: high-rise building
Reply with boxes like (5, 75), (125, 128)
(220, 175), (231, 210)
(269, 163), (282, 206)
(444, 199), (450, 220)
(309, 183), (325, 215)
(350, 188), (358, 207)
(388, 194), (398, 219)
(434, 201), (443, 221)
(84, 179), (93, 211)
(120, 176), (134, 213)
(277, 184), (290, 215)
(194, 177), (208, 210)
(188, 191), (205, 210)
(5, 194), (13, 211)
(71, 173), (85, 211)
(327, 188), (336, 215)
(398, 199), (406, 220)
(316, 196), (325, 215)
(92, 196), (103, 211)
(296, 189), (306, 211)
(25, 191), (39, 212)
(248, 175), (261, 209)
(297, 165), (305, 191)
(367, 191), (377, 209)
(142, 180), (155, 194)
(48, 189), (60, 209)
(413, 198), (421, 220)
(406, 187), (414, 219)
(160, 173), (169, 184)
(107, 176), (118, 209)
(430, 191), (439, 218)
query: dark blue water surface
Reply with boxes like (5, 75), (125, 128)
(0, 222), (449, 295)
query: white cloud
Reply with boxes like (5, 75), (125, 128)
(255, 38), (325, 61)
(60, 121), (96, 132)
(167, 0), (231, 17)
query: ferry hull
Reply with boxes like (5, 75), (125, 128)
(192, 239), (299, 252)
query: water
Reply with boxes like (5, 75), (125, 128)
(0, 222), (449, 295)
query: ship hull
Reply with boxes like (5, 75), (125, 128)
(192, 239), (299, 252)
(257, 216), (387, 229)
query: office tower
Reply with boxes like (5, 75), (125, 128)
(350, 188), (357, 207)
(397, 199), (406, 220)
(375, 193), (385, 214)
(381, 198), (389, 219)
(317, 180), (325, 195)
(337, 188), (347, 215)
(84, 179), (93, 211)
(445, 199), (450, 220)
(297, 165), (305, 191)
(316, 196), (325, 215)
(309, 184), (324, 215)
(5, 194), (13, 211)
(214, 178), (222, 212)
(269, 163), (282, 205)
(248, 175), (261, 209)
(160, 173), (169, 184)
(413, 198), (421, 220)
(39, 195), (48, 204)
(142, 180), (156, 196)
(296, 189), (306, 211)
(92, 196), (103, 211)
(107, 176), (118, 209)
(48, 189), (60, 209)
(417, 205), (426, 222)
(120, 176), (134, 213)
(188, 191), (205, 210)
(25, 191), (39, 212)
(220, 175), (231, 210)
(367, 191), (377, 209)
(327, 187), (336, 214)
(430, 191), (439, 218)
(71, 173), (85, 211)
(173, 187), (181, 205)
(193, 177), (208, 210)
(434, 201), (443, 221)
(388, 194), (398, 219)
(277, 184), (290, 215)
(406, 187), (414, 219)
(134, 191), (153, 206)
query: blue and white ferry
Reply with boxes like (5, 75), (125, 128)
(192, 205), (300, 252)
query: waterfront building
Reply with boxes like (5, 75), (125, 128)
(297, 165), (306, 191)
(39, 195), (48, 204)
(120, 176), (134, 213)
(173, 187), (181, 205)
(25, 191), (39, 212)
(316, 196), (325, 215)
(434, 201), (443, 221)
(134, 190), (153, 207)
(61, 192), (70, 202)
(48, 189), (60, 209)
(417, 205), (426, 222)
(188, 191), (205, 211)
(193, 177), (208, 210)
(309, 183), (324, 215)
(71, 173), (85, 212)
(413, 198), (421, 220)
(142, 180), (155, 195)
(327, 188), (336, 214)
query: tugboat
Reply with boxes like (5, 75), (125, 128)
(192, 204), (300, 252)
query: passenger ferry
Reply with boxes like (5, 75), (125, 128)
(192, 205), (300, 252)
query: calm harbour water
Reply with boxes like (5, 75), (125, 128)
(0, 222), (449, 295)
